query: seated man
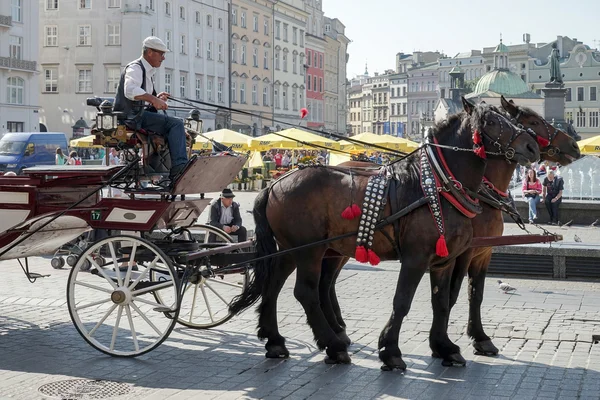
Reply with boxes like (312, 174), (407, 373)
(113, 36), (188, 182)
(208, 188), (247, 242)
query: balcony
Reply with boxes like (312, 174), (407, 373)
(0, 57), (37, 72)
(0, 15), (12, 28)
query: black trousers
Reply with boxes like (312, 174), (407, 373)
(544, 196), (562, 223)
(208, 224), (247, 243)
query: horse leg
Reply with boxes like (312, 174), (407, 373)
(257, 254), (296, 358)
(429, 263), (466, 367)
(468, 252), (499, 356)
(294, 248), (351, 364)
(320, 256), (351, 346)
(378, 258), (426, 371)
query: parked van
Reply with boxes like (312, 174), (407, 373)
(0, 132), (68, 174)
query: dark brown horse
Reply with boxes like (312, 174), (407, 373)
(230, 99), (540, 369)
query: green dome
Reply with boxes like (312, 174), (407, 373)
(494, 42), (509, 53)
(472, 69), (530, 96)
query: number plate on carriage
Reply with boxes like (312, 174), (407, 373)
(91, 210), (102, 221)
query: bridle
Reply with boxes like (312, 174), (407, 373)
(512, 109), (560, 157)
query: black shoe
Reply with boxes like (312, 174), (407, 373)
(169, 163), (187, 181)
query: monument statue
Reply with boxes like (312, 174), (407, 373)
(549, 43), (563, 83)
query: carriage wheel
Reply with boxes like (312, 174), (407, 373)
(153, 224), (249, 329)
(67, 235), (180, 357)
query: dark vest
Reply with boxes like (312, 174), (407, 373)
(113, 58), (157, 116)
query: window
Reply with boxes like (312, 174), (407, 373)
(195, 11), (201, 24)
(45, 26), (58, 47)
(240, 82), (246, 103)
(293, 54), (297, 74)
(299, 30), (304, 46)
(577, 87), (584, 102)
(79, 0), (91, 9)
(241, 45), (246, 64)
(300, 55), (304, 75)
(179, 6), (185, 19)
(149, 0), (154, 10)
(264, 19), (269, 35)
(195, 76), (203, 100)
(283, 54), (287, 72)
(307, 51), (311, 66)
(293, 27), (297, 45)
(164, 71), (172, 93)
(165, 31), (171, 50)
(319, 54), (322, 69)
(231, 80), (237, 102)
(292, 89), (297, 110)
(218, 18), (223, 30)
(105, 66), (120, 93)
(319, 78), (322, 93)
(232, 8), (237, 25)
(11, 0), (22, 22)
(207, 14), (212, 27)
(180, 74), (186, 97)
(77, 68), (92, 93)
(274, 87), (279, 108)
(195, 39), (202, 57)
(253, 15), (258, 32)
(241, 11), (246, 28)
(180, 35), (186, 54)
(218, 81), (223, 103)
(275, 52), (279, 70)
(283, 24), (288, 41)
(107, 24), (120, 45)
(253, 48), (258, 67)
(108, 0), (120, 7)
(264, 50), (268, 69)
(565, 87), (572, 102)
(207, 41), (212, 59)
(576, 111), (586, 127)
(151, 27), (155, 36)
(231, 43), (236, 62)
(7, 122), (24, 132)
(207, 77), (213, 101)
(565, 111), (573, 123)
(218, 44), (223, 62)
(252, 84), (258, 104)
(275, 21), (280, 39)
(591, 87), (597, 102)
(283, 87), (288, 109)
(590, 111), (599, 128)
(313, 76), (317, 92)
(9, 36), (22, 59)
(46, 0), (58, 9)
(307, 74), (311, 91)
(263, 86), (268, 106)
(165, 2), (171, 15)
(44, 67), (58, 92)
(78, 25), (91, 46)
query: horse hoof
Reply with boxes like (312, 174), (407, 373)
(380, 357), (407, 371)
(473, 340), (499, 356)
(337, 331), (352, 346)
(265, 345), (289, 359)
(431, 351), (441, 359)
(324, 351), (352, 364)
(441, 353), (466, 367)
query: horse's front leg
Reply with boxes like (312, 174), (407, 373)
(468, 251), (499, 356)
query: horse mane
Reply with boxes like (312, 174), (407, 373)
(510, 104), (541, 119)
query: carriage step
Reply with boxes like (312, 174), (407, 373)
(27, 272), (50, 279)
(153, 307), (176, 313)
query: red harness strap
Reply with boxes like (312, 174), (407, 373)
(482, 176), (509, 198)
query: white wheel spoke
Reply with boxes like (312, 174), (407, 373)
(87, 256), (118, 290)
(88, 303), (118, 337)
(125, 305), (139, 352)
(74, 280), (113, 294)
(134, 296), (174, 311)
(207, 277), (245, 290)
(75, 297), (112, 311)
(200, 284), (214, 323)
(108, 242), (123, 287)
(110, 306), (124, 351)
(128, 257), (157, 290)
(188, 282), (201, 323)
(123, 242), (138, 284)
(204, 281), (232, 306)
(131, 281), (174, 297)
(130, 302), (163, 336)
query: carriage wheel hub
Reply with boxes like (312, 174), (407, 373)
(111, 288), (131, 305)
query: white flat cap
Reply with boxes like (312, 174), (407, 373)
(143, 36), (169, 52)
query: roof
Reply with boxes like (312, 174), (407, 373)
(494, 41), (509, 53)
(449, 65), (463, 75)
(471, 69), (533, 97)
(409, 61), (438, 71)
(466, 90), (542, 100)
(438, 98), (462, 115)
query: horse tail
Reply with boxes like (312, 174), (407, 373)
(229, 188), (278, 315)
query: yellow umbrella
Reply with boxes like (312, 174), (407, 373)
(578, 135), (600, 155)
(204, 129), (252, 151)
(70, 135), (103, 148)
(248, 133), (299, 151)
(275, 128), (341, 150)
(340, 133), (419, 153)
(191, 136), (213, 151)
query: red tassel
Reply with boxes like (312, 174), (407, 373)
(351, 204), (361, 218)
(341, 206), (355, 220)
(473, 145), (487, 159)
(436, 235), (449, 257)
(367, 249), (380, 266)
(355, 246), (368, 263)
(473, 130), (483, 145)
(536, 135), (550, 147)
(300, 107), (309, 119)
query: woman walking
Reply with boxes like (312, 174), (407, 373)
(522, 169), (542, 223)
(55, 148), (67, 165)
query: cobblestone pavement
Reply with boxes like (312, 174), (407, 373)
(1, 190), (599, 399)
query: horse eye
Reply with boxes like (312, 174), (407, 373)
(531, 121), (538, 126)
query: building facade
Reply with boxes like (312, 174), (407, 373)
(1, 0), (39, 134)
(407, 62), (438, 140)
(303, 0), (324, 129)
(369, 73), (389, 134)
(438, 50), (483, 100)
(323, 16), (349, 135)
(347, 84), (362, 135)
(38, 0), (230, 137)
(389, 73), (407, 137)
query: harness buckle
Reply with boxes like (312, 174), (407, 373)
(505, 148), (515, 160)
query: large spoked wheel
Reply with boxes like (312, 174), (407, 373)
(154, 224), (249, 329)
(67, 235), (180, 357)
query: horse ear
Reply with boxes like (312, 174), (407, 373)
(501, 95), (518, 116)
(461, 97), (475, 115)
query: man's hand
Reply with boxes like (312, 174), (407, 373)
(157, 92), (170, 101)
(551, 198), (557, 203)
(152, 96), (168, 110)
(231, 225), (239, 233)
(540, 197), (544, 203)
(223, 226), (232, 233)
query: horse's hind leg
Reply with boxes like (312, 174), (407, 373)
(429, 263), (466, 367)
(295, 248), (350, 364)
(320, 256), (351, 345)
(257, 254), (296, 358)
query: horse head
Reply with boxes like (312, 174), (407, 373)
(500, 96), (580, 166)
(461, 97), (539, 166)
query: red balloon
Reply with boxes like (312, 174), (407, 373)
(300, 107), (309, 119)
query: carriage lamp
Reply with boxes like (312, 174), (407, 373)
(95, 100), (117, 132)
(184, 108), (203, 135)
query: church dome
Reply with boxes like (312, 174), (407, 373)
(472, 69), (530, 96)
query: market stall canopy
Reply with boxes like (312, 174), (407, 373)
(339, 132), (419, 153)
(578, 135), (600, 155)
(250, 128), (340, 151)
(203, 129), (252, 152)
(191, 135), (212, 151)
(69, 135), (103, 148)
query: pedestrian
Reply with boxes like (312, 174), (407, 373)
(207, 188), (247, 243)
(522, 169), (542, 223)
(55, 148), (67, 165)
(542, 170), (564, 225)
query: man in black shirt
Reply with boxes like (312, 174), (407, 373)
(542, 170), (564, 225)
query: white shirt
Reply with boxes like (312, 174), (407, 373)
(219, 204), (234, 225)
(124, 57), (156, 102)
